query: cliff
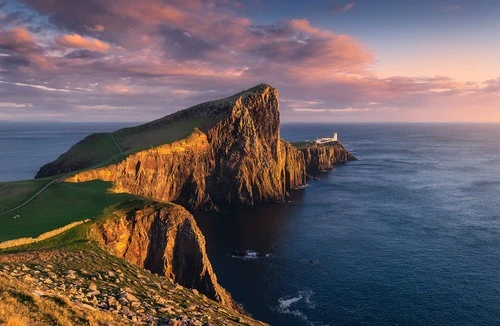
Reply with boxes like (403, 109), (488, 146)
(294, 141), (357, 174)
(89, 202), (236, 310)
(66, 85), (308, 210)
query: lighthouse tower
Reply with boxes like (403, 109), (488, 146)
(333, 132), (338, 141)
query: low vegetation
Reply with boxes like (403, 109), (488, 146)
(114, 116), (218, 153)
(0, 180), (134, 242)
(290, 141), (317, 149)
(0, 178), (54, 213)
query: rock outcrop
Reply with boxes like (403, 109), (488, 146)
(89, 202), (236, 309)
(301, 142), (357, 174)
(0, 247), (266, 325)
(66, 85), (308, 210)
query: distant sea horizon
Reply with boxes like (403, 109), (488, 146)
(2, 121), (500, 183)
(1, 122), (499, 325)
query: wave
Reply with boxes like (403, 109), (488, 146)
(229, 249), (270, 260)
(274, 289), (324, 325)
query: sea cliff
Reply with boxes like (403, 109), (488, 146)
(90, 202), (236, 310)
(32, 84), (356, 319)
(295, 141), (357, 174)
(65, 85), (312, 211)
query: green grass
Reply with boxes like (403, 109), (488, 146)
(290, 141), (316, 149)
(37, 116), (218, 179)
(39, 133), (120, 176)
(113, 116), (217, 152)
(0, 180), (135, 242)
(0, 177), (55, 212)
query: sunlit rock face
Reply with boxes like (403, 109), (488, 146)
(67, 85), (308, 210)
(90, 202), (236, 309)
(301, 142), (357, 174)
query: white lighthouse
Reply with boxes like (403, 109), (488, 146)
(315, 131), (339, 144)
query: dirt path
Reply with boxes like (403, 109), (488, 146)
(0, 174), (68, 217)
(1, 134), (125, 217)
(109, 133), (123, 153)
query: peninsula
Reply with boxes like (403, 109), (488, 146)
(0, 85), (355, 325)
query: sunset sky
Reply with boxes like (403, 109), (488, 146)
(0, 0), (499, 122)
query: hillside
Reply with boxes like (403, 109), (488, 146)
(35, 87), (257, 179)
(0, 236), (265, 325)
(2, 84), (355, 325)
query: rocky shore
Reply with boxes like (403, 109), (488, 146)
(0, 248), (266, 325)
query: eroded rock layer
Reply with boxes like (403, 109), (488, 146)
(67, 85), (308, 210)
(301, 142), (357, 174)
(90, 202), (236, 309)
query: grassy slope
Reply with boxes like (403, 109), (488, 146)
(0, 177), (55, 213)
(114, 115), (218, 152)
(0, 181), (135, 242)
(37, 85), (272, 178)
(42, 133), (120, 174)
(290, 141), (316, 149)
(36, 116), (218, 180)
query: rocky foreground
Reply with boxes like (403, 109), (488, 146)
(2, 85), (355, 325)
(0, 248), (266, 325)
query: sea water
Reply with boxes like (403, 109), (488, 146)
(196, 123), (500, 325)
(0, 122), (134, 182)
(1, 122), (499, 325)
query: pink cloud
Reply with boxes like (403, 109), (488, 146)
(0, 27), (54, 70)
(56, 33), (111, 52)
(0, 28), (35, 53)
(1, 0), (498, 122)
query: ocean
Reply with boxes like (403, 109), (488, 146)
(0, 122), (135, 182)
(1, 122), (499, 325)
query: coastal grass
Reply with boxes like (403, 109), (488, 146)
(113, 115), (217, 152)
(290, 141), (316, 149)
(44, 133), (121, 174)
(0, 180), (134, 242)
(0, 177), (55, 212)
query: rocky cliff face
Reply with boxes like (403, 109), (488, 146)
(301, 142), (357, 174)
(90, 202), (236, 309)
(66, 85), (308, 210)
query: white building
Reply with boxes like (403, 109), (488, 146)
(315, 132), (338, 144)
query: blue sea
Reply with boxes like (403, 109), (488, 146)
(1, 122), (499, 325)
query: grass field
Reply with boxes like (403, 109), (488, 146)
(0, 180), (135, 242)
(113, 115), (217, 152)
(0, 178), (55, 212)
(290, 141), (316, 149)
(38, 133), (121, 176)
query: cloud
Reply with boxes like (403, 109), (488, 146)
(292, 107), (371, 113)
(0, 27), (53, 70)
(85, 24), (104, 32)
(56, 33), (110, 52)
(76, 104), (124, 111)
(0, 0), (497, 122)
(329, 107), (371, 112)
(293, 108), (327, 112)
(0, 80), (71, 92)
(64, 49), (106, 59)
(0, 102), (32, 108)
(331, 2), (355, 14)
(0, 27), (34, 52)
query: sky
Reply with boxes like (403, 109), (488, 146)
(0, 0), (499, 123)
